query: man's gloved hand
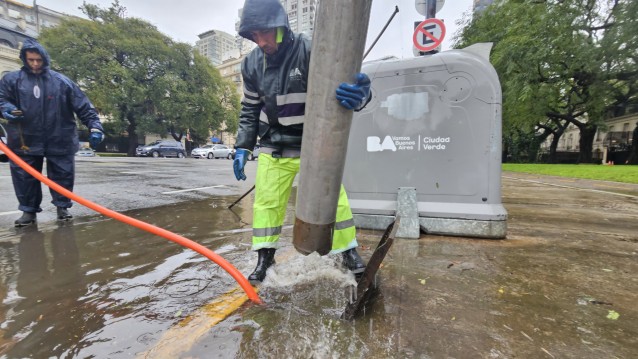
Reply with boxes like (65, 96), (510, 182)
(233, 148), (249, 181)
(88, 129), (104, 150)
(336, 72), (371, 110)
(2, 104), (24, 122)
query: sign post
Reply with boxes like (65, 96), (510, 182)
(415, 0), (445, 17)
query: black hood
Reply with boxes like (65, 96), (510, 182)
(19, 38), (51, 71)
(238, 0), (290, 40)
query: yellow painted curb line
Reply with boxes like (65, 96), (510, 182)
(139, 286), (258, 358)
(139, 247), (299, 358)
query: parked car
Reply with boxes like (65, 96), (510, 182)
(191, 144), (216, 159)
(210, 144), (232, 159)
(76, 148), (98, 157)
(191, 144), (231, 159)
(228, 145), (260, 161)
(136, 140), (186, 158)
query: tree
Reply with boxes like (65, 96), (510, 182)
(38, 1), (239, 156)
(628, 123), (638, 164)
(454, 0), (637, 164)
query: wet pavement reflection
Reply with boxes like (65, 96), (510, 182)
(0, 197), (258, 358)
(0, 175), (636, 358)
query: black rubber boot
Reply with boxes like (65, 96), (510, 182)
(57, 207), (73, 221)
(342, 248), (366, 276)
(14, 212), (36, 227)
(248, 248), (276, 284)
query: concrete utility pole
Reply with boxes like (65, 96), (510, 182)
(293, 0), (373, 255)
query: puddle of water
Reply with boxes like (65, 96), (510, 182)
(0, 197), (257, 358)
(0, 180), (637, 358)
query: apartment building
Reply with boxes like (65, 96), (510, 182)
(281, 0), (318, 35)
(0, 0), (69, 76)
(473, 0), (494, 13)
(196, 29), (236, 66)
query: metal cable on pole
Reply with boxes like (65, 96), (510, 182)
(363, 6), (399, 60)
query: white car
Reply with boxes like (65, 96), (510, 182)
(229, 146), (260, 161)
(76, 148), (98, 157)
(191, 144), (232, 159)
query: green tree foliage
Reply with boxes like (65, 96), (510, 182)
(454, 0), (637, 163)
(38, 1), (240, 156)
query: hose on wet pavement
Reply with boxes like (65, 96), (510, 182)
(0, 132), (261, 304)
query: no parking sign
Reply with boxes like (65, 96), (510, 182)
(413, 18), (446, 52)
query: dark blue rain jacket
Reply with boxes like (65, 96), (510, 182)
(0, 39), (103, 156)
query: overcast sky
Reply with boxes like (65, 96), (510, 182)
(33, 0), (474, 61)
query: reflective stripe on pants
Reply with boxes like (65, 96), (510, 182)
(252, 153), (357, 253)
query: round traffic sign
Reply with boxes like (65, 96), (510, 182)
(412, 18), (446, 52)
(415, 0), (445, 16)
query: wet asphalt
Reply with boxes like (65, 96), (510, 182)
(0, 158), (636, 358)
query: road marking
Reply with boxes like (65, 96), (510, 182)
(119, 170), (180, 174)
(0, 211), (21, 217)
(504, 176), (638, 199)
(162, 185), (227, 194)
(139, 286), (257, 359)
(120, 168), (227, 175)
(139, 246), (299, 358)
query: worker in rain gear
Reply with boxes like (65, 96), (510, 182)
(233, 0), (371, 283)
(0, 39), (104, 227)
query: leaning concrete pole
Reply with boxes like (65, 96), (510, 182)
(293, 0), (373, 255)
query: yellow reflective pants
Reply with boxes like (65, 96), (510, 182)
(252, 153), (357, 253)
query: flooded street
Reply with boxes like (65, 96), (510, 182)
(0, 162), (637, 358)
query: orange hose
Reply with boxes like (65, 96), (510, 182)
(0, 141), (261, 304)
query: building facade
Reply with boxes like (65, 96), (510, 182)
(0, 0), (69, 76)
(539, 113), (638, 164)
(281, 0), (318, 35)
(473, 0), (494, 13)
(195, 29), (236, 66)
(214, 56), (243, 148)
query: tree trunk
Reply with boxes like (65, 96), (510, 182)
(627, 124), (638, 165)
(127, 119), (138, 157)
(548, 134), (560, 164)
(547, 126), (565, 164)
(577, 125), (597, 164)
(170, 129), (183, 142)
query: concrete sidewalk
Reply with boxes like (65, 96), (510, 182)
(0, 161), (636, 357)
(171, 171), (637, 358)
(343, 172), (638, 358)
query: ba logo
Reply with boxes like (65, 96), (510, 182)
(288, 68), (302, 81)
(367, 136), (397, 152)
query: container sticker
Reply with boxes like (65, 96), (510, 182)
(380, 92), (429, 121)
(367, 135), (451, 152)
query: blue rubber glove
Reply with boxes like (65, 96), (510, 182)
(2, 104), (24, 122)
(336, 73), (371, 110)
(88, 129), (104, 150)
(233, 148), (249, 181)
